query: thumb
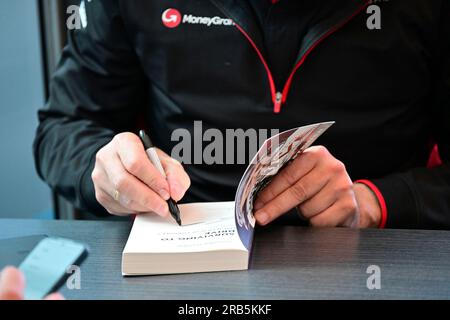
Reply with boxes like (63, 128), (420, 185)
(0, 267), (25, 300)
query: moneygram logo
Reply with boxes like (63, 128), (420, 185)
(162, 8), (234, 28)
(162, 8), (182, 28)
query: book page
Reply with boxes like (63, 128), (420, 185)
(124, 202), (245, 254)
(234, 122), (335, 250)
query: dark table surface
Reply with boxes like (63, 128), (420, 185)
(1, 218), (450, 299)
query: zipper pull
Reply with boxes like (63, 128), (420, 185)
(274, 92), (283, 113)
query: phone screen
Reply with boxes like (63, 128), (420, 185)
(19, 237), (88, 300)
(0, 235), (47, 269)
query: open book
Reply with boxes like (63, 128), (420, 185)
(122, 122), (334, 276)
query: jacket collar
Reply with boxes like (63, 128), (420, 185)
(209, 0), (369, 62)
(209, 0), (265, 53)
(296, 0), (370, 63)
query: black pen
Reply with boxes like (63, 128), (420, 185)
(139, 130), (182, 226)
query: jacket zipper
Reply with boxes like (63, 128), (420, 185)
(235, 1), (370, 114)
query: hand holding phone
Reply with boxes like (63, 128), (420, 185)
(18, 237), (88, 300)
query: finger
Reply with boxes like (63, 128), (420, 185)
(298, 178), (347, 219)
(309, 196), (358, 228)
(157, 149), (191, 202)
(0, 267), (25, 300)
(254, 148), (320, 210)
(115, 133), (170, 200)
(254, 168), (330, 226)
(93, 166), (140, 215)
(44, 293), (65, 300)
(102, 154), (169, 216)
(95, 187), (135, 216)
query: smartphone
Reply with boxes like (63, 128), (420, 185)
(0, 235), (47, 269)
(18, 237), (89, 300)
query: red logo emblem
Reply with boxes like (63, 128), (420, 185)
(162, 8), (182, 28)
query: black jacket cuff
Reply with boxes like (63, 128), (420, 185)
(371, 174), (419, 229)
(78, 144), (110, 217)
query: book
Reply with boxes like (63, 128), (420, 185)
(122, 122), (334, 276)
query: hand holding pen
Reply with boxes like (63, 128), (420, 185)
(91, 132), (191, 221)
(139, 130), (182, 225)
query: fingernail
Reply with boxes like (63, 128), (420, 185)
(254, 200), (263, 211)
(256, 211), (269, 225)
(159, 189), (170, 201)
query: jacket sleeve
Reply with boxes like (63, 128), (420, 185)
(368, 2), (450, 229)
(33, 0), (146, 216)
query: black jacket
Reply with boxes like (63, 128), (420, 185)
(34, 0), (450, 229)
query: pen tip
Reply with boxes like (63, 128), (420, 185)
(168, 199), (182, 226)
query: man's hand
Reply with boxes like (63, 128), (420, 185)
(0, 267), (64, 300)
(254, 146), (381, 228)
(92, 132), (191, 217)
